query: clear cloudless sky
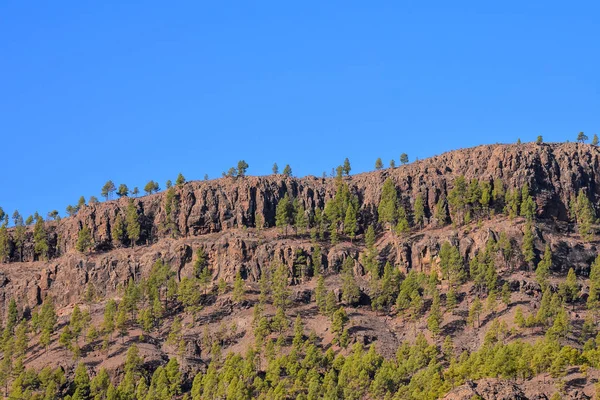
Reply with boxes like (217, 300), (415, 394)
(1, 1), (599, 221)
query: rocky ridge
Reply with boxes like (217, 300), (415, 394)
(2, 142), (600, 319)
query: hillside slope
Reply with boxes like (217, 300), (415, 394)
(1, 142), (600, 399)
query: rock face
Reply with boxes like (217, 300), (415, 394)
(6, 142), (600, 263)
(444, 378), (593, 400)
(1, 142), (600, 317)
(443, 379), (528, 399)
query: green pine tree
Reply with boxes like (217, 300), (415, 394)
(76, 225), (93, 253)
(232, 272), (245, 303)
(522, 221), (535, 269)
(343, 203), (358, 242)
(275, 193), (293, 235)
(414, 194), (425, 228)
(126, 200), (141, 247)
(378, 178), (398, 229)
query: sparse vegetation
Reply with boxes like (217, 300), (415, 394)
(1, 142), (600, 398)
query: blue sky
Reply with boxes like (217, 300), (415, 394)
(1, 1), (599, 221)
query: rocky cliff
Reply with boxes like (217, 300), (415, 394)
(7, 142), (600, 262)
(1, 142), (600, 318)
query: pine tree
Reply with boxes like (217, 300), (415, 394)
(126, 200), (141, 247)
(561, 268), (578, 304)
(165, 358), (182, 396)
(342, 158), (351, 176)
(588, 255), (600, 312)
(237, 160), (249, 177)
(76, 225), (93, 253)
(70, 304), (84, 345)
(576, 190), (595, 241)
(547, 307), (570, 341)
(442, 336), (454, 361)
(505, 189), (521, 219)
(536, 288), (553, 326)
(343, 203), (358, 242)
(593, 134), (599, 146)
(275, 193), (293, 235)
(282, 164), (292, 177)
(66, 204), (77, 217)
(272, 307), (289, 334)
(501, 282), (511, 306)
(6, 299), (18, 333)
(177, 278), (201, 312)
(414, 194), (425, 228)
(492, 178), (505, 211)
(514, 306), (526, 328)
(292, 314), (304, 350)
(536, 135), (543, 144)
(144, 180), (158, 195)
(0, 226), (10, 263)
(396, 205), (410, 235)
(39, 297), (57, 353)
(427, 292), (442, 337)
(111, 214), (126, 246)
(486, 290), (497, 313)
(315, 274), (327, 315)
(193, 247), (208, 277)
(255, 211), (264, 230)
(448, 245), (466, 286)
(33, 215), (49, 261)
(375, 158), (383, 170)
(294, 199), (307, 234)
(372, 261), (401, 313)
(577, 131), (589, 143)
(520, 184), (536, 220)
(101, 180), (116, 200)
(479, 180), (492, 216)
(272, 263), (291, 310)
(448, 176), (468, 225)
(498, 231), (513, 268)
(117, 184), (129, 197)
(272, 163), (279, 174)
(341, 257), (360, 304)
(400, 153), (409, 165)
(468, 298), (483, 328)
(467, 179), (482, 213)
(522, 221), (535, 269)
(535, 244), (552, 291)
(232, 272), (245, 303)
(325, 290), (338, 318)
(59, 326), (73, 355)
(409, 289), (424, 327)
(362, 225), (378, 278)
(176, 173), (186, 186)
(331, 223), (340, 245)
(378, 178), (397, 229)
(446, 288), (457, 310)
(434, 197), (448, 226)
(12, 211), (25, 262)
(14, 321), (28, 359)
(331, 308), (349, 345)
(103, 299), (117, 341)
(116, 304), (128, 341)
(335, 165), (343, 182)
